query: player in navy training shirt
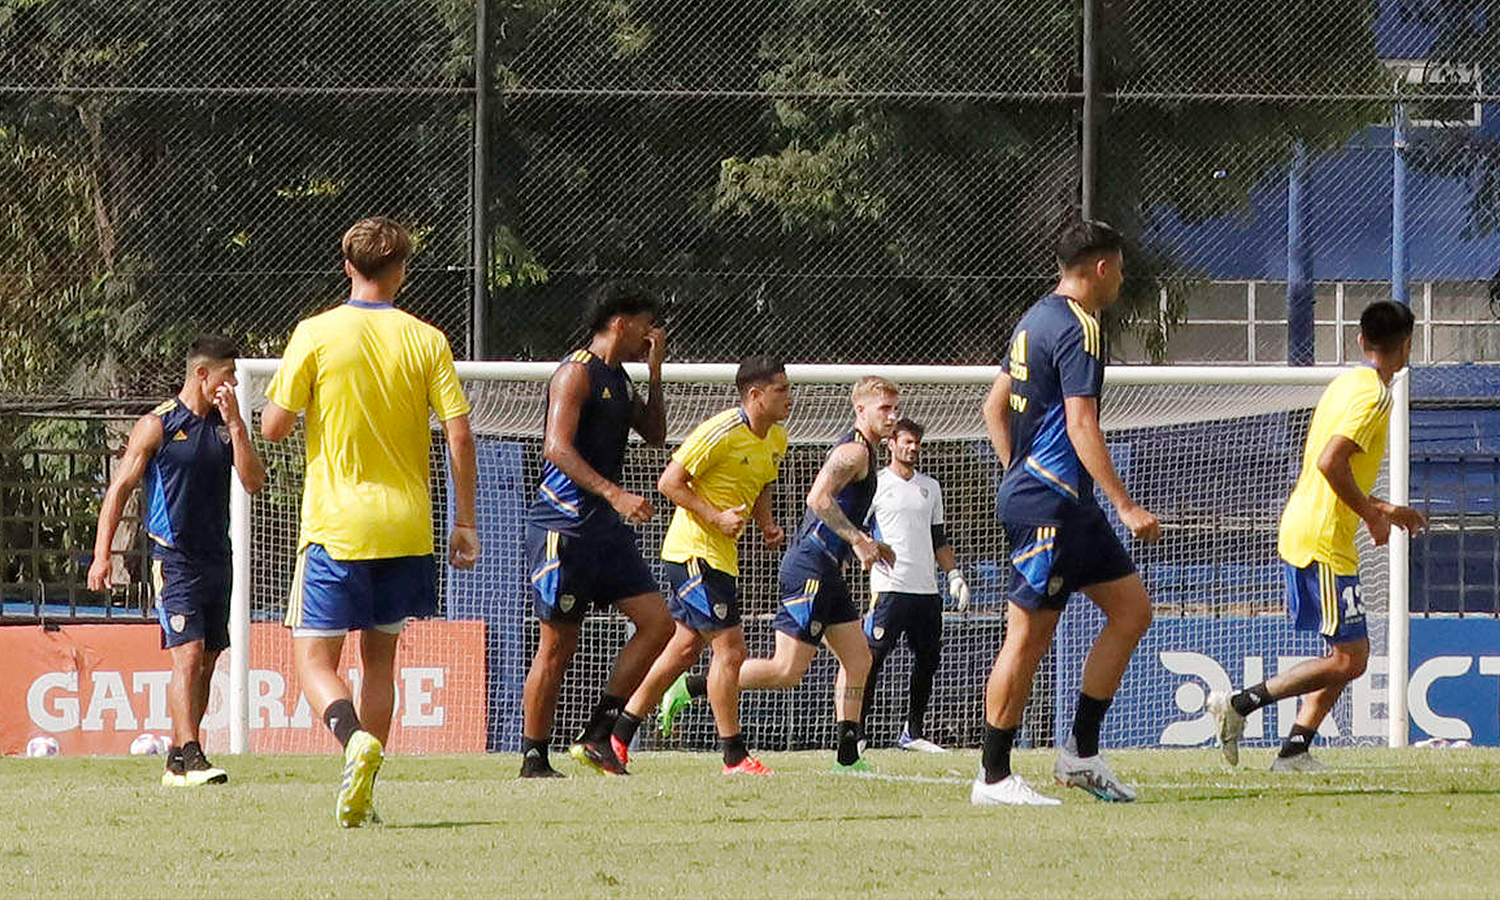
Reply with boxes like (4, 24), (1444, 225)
(88, 337), (265, 786)
(519, 282), (673, 778)
(971, 219), (1162, 807)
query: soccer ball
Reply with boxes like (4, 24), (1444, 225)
(25, 736), (60, 758)
(129, 733), (170, 756)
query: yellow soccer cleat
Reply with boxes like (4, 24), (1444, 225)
(336, 731), (385, 828)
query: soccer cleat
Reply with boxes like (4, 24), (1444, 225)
(722, 756), (772, 776)
(1053, 747), (1137, 802)
(897, 729), (948, 753)
(518, 762), (566, 779)
(610, 734), (631, 768)
(160, 771), (187, 787)
(831, 757), (873, 774)
(970, 773), (1062, 807)
(1206, 690), (1246, 766)
(1270, 752), (1327, 773)
(336, 730), (385, 828)
(659, 673), (692, 737)
(570, 739), (629, 775)
(179, 744), (228, 786)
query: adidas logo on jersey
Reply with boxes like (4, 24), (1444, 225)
(172, 431), (188, 441)
(601, 388), (612, 399)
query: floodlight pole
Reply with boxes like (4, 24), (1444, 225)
(471, 0), (491, 360)
(1080, 0), (1096, 219)
(1388, 92), (1411, 749)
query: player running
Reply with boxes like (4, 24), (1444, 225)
(661, 376), (898, 773)
(859, 417), (969, 753)
(262, 217), (480, 827)
(88, 337), (266, 786)
(611, 357), (791, 775)
(1208, 301), (1425, 771)
(519, 282), (673, 778)
(973, 218), (1161, 807)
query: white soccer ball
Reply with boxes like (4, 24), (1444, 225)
(25, 736), (60, 758)
(129, 733), (169, 756)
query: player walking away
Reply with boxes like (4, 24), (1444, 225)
(262, 217), (480, 827)
(662, 376), (899, 773)
(1208, 301), (1425, 771)
(612, 357), (791, 775)
(973, 219), (1162, 807)
(519, 282), (673, 778)
(88, 338), (266, 786)
(859, 418), (969, 753)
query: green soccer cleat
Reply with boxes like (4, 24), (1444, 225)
(659, 673), (693, 737)
(336, 730), (385, 828)
(831, 757), (874, 774)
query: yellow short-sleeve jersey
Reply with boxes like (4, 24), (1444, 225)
(660, 407), (788, 576)
(1278, 365), (1393, 575)
(266, 302), (471, 559)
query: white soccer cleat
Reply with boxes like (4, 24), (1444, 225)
(1206, 690), (1245, 766)
(1269, 752), (1327, 773)
(897, 729), (948, 753)
(970, 773), (1062, 807)
(1053, 747), (1137, 802)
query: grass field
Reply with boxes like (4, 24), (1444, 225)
(2, 747), (1497, 899)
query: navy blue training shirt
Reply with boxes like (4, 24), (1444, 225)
(792, 429), (879, 565)
(143, 397), (234, 561)
(529, 349), (636, 535)
(997, 293), (1106, 525)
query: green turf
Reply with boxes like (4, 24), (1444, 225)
(2, 747), (1497, 899)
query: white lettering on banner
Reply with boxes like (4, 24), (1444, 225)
(1276, 657), (1340, 738)
(133, 671), (173, 730)
(1159, 652), (1231, 745)
(201, 670), (229, 732)
(252, 670), (289, 728)
(80, 671), (139, 732)
(289, 690), (315, 728)
(27, 672), (79, 732)
(400, 668), (445, 727)
(1158, 652), (1387, 745)
(1409, 656), (1476, 739)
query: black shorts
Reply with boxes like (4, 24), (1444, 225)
(665, 558), (740, 632)
(864, 591), (942, 663)
(525, 520), (659, 623)
(774, 542), (859, 645)
(1005, 504), (1136, 611)
(152, 551), (231, 653)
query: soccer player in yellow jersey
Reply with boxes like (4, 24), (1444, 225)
(1209, 301), (1426, 772)
(609, 357), (791, 774)
(261, 217), (479, 826)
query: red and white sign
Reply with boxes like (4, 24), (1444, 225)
(1, 620), (486, 756)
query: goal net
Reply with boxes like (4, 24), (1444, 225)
(227, 361), (1405, 755)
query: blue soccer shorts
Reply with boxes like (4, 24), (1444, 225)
(1284, 559), (1367, 645)
(1004, 504), (1136, 611)
(665, 558), (741, 633)
(774, 543), (860, 645)
(284, 543), (437, 637)
(152, 550), (231, 653)
(525, 520), (659, 623)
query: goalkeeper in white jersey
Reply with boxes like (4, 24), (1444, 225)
(861, 418), (969, 752)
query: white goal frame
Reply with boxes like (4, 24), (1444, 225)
(227, 360), (1411, 754)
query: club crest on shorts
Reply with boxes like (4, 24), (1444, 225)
(169, 614), (187, 633)
(809, 620), (823, 637)
(559, 594), (577, 613)
(872, 625), (886, 640)
(1047, 576), (1064, 596)
(713, 602), (729, 619)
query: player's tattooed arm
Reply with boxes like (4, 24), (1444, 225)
(631, 325), (667, 446)
(807, 443), (895, 569)
(547, 362), (654, 523)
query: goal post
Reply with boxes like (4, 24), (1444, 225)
(227, 360), (1411, 755)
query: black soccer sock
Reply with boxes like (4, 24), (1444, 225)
(583, 693), (626, 742)
(322, 699), (361, 748)
(520, 735), (552, 770)
(1231, 682), (1275, 717)
(907, 653), (938, 740)
(981, 725), (1016, 784)
(720, 733), (749, 767)
(836, 720), (862, 766)
(612, 711), (643, 747)
(166, 744), (185, 774)
(685, 673), (709, 700)
(861, 645), (890, 739)
(1071, 692), (1113, 758)
(1279, 724), (1317, 759)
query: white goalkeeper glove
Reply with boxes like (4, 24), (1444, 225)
(947, 568), (970, 613)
